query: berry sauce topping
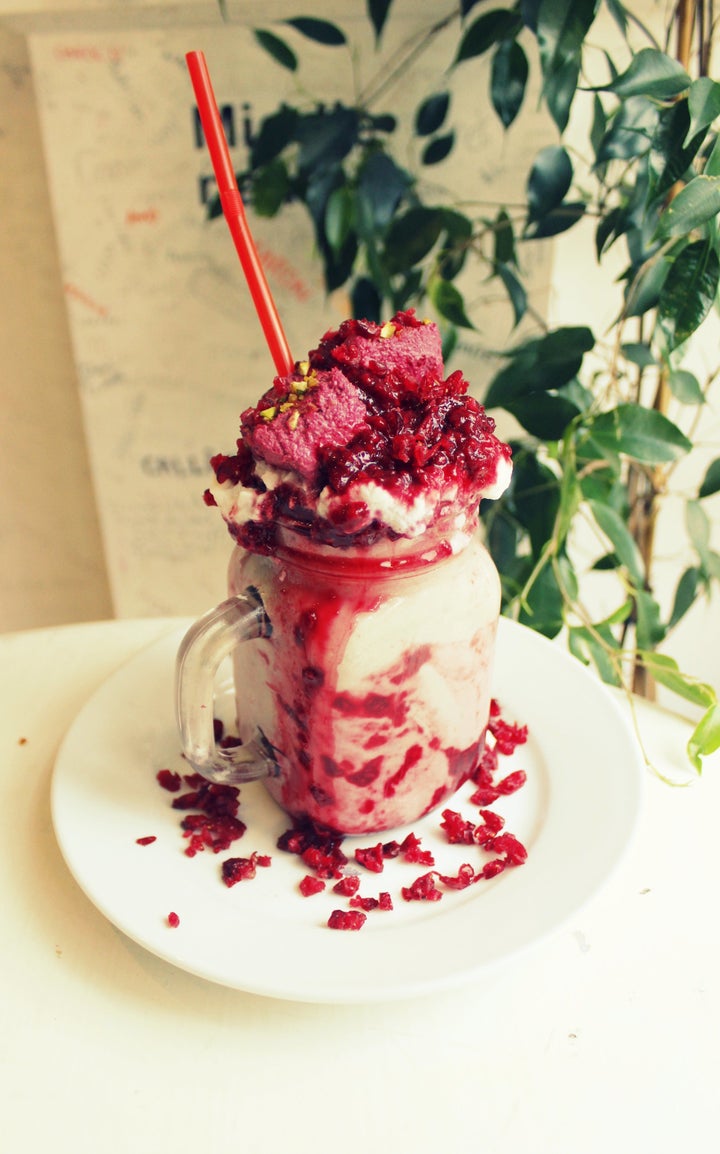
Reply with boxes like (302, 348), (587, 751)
(156, 701), (529, 931)
(207, 309), (511, 552)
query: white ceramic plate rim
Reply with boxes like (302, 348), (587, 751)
(51, 617), (644, 1003)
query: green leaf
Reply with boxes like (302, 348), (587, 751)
(687, 78), (720, 143)
(623, 252), (671, 318)
(251, 158), (290, 216)
(541, 57), (580, 134)
(295, 106), (359, 172)
(656, 175), (720, 238)
(503, 392), (581, 440)
(367, 0), (392, 42)
(668, 567), (700, 629)
(518, 562), (565, 638)
(437, 209), (473, 280)
(356, 151), (412, 231)
(688, 702), (720, 773)
(490, 39), (528, 129)
(648, 100), (705, 205)
(589, 404), (692, 463)
(527, 145), (573, 222)
(352, 276), (381, 322)
(686, 498), (712, 569)
(415, 93), (450, 137)
(484, 326), (593, 405)
(658, 240), (720, 349)
(704, 134), (720, 177)
(421, 132), (455, 165)
(568, 625), (623, 686)
(641, 652), (715, 709)
(283, 17), (346, 45)
(555, 441), (582, 547)
(253, 29), (298, 72)
(493, 208), (516, 266)
(536, 0), (596, 131)
(590, 92), (607, 155)
(495, 261), (527, 327)
(325, 185), (354, 252)
(454, 9), (523, 65)
(536, 0), (597, 72)
(525, 202), (585, 238)
(429, 279), (475, 329)
(588, 499), (644, 585)
(621, 341), (656, 368)
(667, 368), (705, 405)
(699, 457), (720, 498)
(383, 206), (445, 274)
(635, 589), (667, 649)
(250, 104), (298, 168)
(594, 96), (658, 165)
(603, 48), (691, 100)
(510, 452), (560, 558)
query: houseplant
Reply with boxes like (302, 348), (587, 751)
(216, 0), (720, 770)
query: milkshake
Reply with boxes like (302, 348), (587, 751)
(180, 309), (512, 833)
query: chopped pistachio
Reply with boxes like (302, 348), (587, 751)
(380, 321), (396, 338)
(288, 409), (300, 431)
(279, 400), (294, 412)
(298, 360), (309, 376)
(259, 406), (277, 421)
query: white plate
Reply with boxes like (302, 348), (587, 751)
(51, 617), (643, 1003)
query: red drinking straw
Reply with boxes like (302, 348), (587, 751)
(186, 50), (294, 377)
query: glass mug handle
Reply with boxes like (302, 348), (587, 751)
(175, 589), (277, 784)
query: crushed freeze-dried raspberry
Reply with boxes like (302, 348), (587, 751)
(355, 843), (385, 873)
(480, 859), (506, 880)
(222, 851), (271, 887)
(299, 874), (326, 896)
(401, 872), (443, 902)
(399, 831), (435, 865)
(155, 698), (530, 929)
(328, 909), (367, 930)
(469, 785), (501, 806)
(278, 818), (348, 880)
(478, 808), (505, 833)
(332, 874), (361, 896)
(181, 812), (247, 856)
(491, 832), (528, 865)
(496, 770), (527, 795)
(157, 768), (182, 792)
(136, 835), (157, 846)
(470, 746), (498, 783)
(438, 863), (476, 890)
(440, 809), (476, 845)
(489, 716), (528, 755)
(301, 843), (347, 878)
(350, 894), (379, 911)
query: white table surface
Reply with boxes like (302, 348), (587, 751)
(1, 617), (718, 1154)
